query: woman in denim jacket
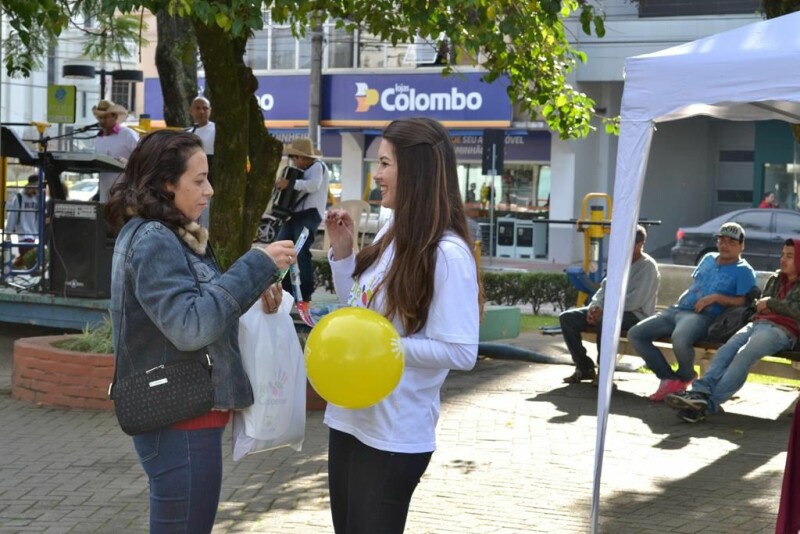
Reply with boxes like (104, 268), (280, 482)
(105, 130), (296, 533)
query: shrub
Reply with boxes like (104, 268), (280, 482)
(313, 260), (578, 315)
(54, 318), (114, 354)
(481, 271), (579, 313)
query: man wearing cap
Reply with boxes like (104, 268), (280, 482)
(666, 238), (800, 423)
(561, 225), (660, 385)
(275, 137), (330, 301)
(93, 100), (139, 202)
(628, 222), (757, 402)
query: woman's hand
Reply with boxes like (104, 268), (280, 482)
(325, 208), (355, 260)
(261, 284), (283, 314)
(259, 240), (296, 271)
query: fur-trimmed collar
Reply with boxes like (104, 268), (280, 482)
(177, 222), (209, 255)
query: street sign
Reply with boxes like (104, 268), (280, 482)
(47, 85), (77, 124)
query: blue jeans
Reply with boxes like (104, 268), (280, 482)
(559, 307), (640, 371)
(278, 208), (321, 301)
(692, 322), (792, 413)
(627, 306), (713, 381)
(328, 429), (432, 534)
(132, 426), (225, 533)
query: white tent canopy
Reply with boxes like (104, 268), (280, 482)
(592, 11), (800, 532)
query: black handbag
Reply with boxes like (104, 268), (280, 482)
(110, 355), (215, 436)
(108, 219), (216, 436)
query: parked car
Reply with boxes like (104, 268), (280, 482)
(671, 208), (800, 271)
(67, 178), (99, 201)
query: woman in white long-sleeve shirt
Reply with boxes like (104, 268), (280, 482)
(324, 117), (481, 534)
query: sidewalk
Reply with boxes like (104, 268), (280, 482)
(0, 323), (796, 533)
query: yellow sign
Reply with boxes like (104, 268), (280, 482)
(47, 85), (77, 124)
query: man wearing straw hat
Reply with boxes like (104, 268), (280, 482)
(275, 137), (329, 301)
(93, 99), (139, 202)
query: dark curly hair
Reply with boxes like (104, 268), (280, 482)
(104, 130), (204, 232)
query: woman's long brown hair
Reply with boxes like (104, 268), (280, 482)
(353, 117), (483, 334)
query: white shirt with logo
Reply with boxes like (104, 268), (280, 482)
(325, 222), (480, 453)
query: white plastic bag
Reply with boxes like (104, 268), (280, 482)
(233, 291), (306, 461)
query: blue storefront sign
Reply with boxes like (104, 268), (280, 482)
(451, 131), (551, 162)
(324, 72), (511, 127)
(365, 131), (551, 162)
(144, 74), (309, 126)
(144, 71), (512, 128)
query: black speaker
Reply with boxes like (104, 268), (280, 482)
(48, 201), (114, 299)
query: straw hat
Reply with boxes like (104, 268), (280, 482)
(92, 100), (128, 121)
(283, 138), (320, 159)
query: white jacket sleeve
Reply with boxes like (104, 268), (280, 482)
(401, 238), (480, 371)
(328, 250), (356, 305)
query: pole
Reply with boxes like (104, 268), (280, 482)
(309, 17), (323, 149)
(488, 144), (496, 265)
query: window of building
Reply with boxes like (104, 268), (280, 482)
(245, 31), (269, 70)
(358, 32), (386, 68)
(327, 26), (354, 68)
(110, 81), (136, 114)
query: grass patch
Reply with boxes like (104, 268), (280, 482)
(520, 314), (559, 333)
(53, 319), (113, 354)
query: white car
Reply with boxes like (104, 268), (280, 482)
(68, 178), (99, 201)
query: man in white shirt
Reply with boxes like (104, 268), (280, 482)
(190, 96), (215, 156)
(189, 96), (217, 228)
(93, 100), (139, 202)
(275, 137), (330, 301)
(190, 96), (215, 227)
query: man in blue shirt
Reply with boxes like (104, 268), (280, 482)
(628, 222), (757, 401)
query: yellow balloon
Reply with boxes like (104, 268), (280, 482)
(304, 307), (404, 409)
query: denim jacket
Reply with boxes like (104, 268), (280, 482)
(110, 217), (280, 409)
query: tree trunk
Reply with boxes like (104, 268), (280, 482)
(193, 21), (281, 267)
(155, 12), (197, 127)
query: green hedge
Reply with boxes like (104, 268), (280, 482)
(313, 259), (577, 314)
(482, 271), (578, 314)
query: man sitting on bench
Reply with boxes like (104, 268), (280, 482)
(561, 225), (660, 385)
(628, 222), (757, 402)
(666, 238), (800, 423)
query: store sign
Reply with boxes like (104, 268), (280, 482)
(145, 71), (512, 129)
(451, 131), (551, 162)
(144, 76), (309, 125)
(329, 73), (511, 126)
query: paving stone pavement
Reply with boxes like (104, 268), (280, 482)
(0, 322), (798, 533)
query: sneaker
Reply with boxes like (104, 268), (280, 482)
(648, 374), (696, 402)
(665, 391), (709, 412)
(677, 407), (706, 423)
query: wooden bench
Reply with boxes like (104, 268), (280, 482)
(581, 264), (800, 380)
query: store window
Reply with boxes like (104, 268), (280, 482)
(765, 162), (800, 211)
(271, 27), (296, 69)
(457, 163), (550, 213)
(328, 26), (354, 68)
